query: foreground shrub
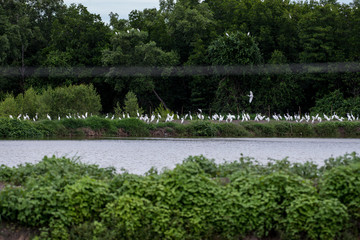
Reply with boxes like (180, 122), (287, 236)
(230, 172), (317, 237)
(1, 154), (360, 239)
(98, 195), (166, 239)
(285, 195), (348, 240)
(319, 163), (360, 221)
(64, 177), (113, 224)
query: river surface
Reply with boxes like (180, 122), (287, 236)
(0, 138), (359, 174)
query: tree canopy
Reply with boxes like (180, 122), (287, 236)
(1, 0), (360, 115)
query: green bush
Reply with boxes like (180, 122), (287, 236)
(183, 155), (218, 177)
(60, 118), (85, 129)
(64, 176), (113, 224)
(241, 122), (275, 137)
(319, 163), (360, 221)
(290, 123), (314, 137)
(186, 120), (218, 136)
(115, 118), (150, 136)
(0, 94), (21, 117)
(33, 120), (67, 136)
(230, 171), (317, 237)
(320, 152), (360, 172)
(84, 116), (117, 132)
(285, 195), (348, 240)
(21, 88), (41, 119)
(1, 154), (360, 239)
(311, 90), (360, 116)
(0, 118), (43, 138)
(123, 91), (143, 117)
(215, 123), (249, 137)
(0, 84), (102, 120)
(313, 122), (339, 137)
(98, 195), (159, 239)
(42, 84), (101, 119)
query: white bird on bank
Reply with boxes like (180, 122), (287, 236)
(248, 91), (254, 103)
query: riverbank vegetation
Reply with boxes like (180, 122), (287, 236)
(1, 0), (360, 117)
(0, 153), (359, 239)
(1, 116), (360, 138)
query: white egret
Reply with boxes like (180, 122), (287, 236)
(248, 91), (254, 103)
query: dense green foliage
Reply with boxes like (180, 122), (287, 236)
(1, 0), (360, 115)
(0, 153), (359, 239)
(1, 117), (360, 138)
(0, 84), (101, 119)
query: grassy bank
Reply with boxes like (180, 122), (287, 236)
(1, 116), (360, 138)
(0, 153), (359, 239)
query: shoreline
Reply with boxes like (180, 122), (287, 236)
(1, 117), (360, 139)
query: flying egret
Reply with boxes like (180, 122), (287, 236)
(225, 32), (229, 37)
(248, 91), (254, 103)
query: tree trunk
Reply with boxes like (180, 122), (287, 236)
(153, 88), (169, 110)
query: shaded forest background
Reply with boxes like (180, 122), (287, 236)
(1, 0), (360, 116)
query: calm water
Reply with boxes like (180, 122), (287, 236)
(0, 138), (359, 174)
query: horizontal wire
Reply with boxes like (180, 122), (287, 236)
(0, 62), (359, 78)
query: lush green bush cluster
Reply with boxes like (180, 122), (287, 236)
(0, 84), (101, 120)
(311, 90), (360, 116)
(0, 153), (359, 239)
(0, 118), (43, 138)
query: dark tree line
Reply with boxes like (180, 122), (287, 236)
(1, 0), (360, 115)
